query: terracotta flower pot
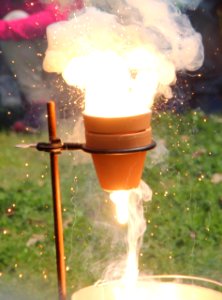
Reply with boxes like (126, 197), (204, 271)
(83, 112), (152, 191)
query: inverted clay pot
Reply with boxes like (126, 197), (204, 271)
(83, 112), (152, 191)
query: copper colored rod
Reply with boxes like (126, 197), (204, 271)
(47, 101), (67, 300)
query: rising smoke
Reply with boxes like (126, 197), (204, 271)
(43, 0), (204, 111)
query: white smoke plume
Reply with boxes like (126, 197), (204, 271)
(43, 0), (204, 113)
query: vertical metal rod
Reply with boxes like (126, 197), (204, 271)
(47, 101), (66, 300)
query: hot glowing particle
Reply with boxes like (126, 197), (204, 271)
(42, 270), (48, 279)
(164, 191), (168, 197)
(198, 174), (205, 181)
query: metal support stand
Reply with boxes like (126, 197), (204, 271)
(47, 101), (66, 300)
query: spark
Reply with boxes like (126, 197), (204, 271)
(198, 174), (205, 181)
(164, 191), (169, 197)
(42, 270), (48, 280)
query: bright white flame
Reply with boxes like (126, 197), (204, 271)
(122, 251), (138, 284)
(63, 49), (164, 117)
(110, 190), (130, 224)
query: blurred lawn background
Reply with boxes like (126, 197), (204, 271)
(0, 110), (222, 299)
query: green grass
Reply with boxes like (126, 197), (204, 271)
(142, 112), (222, 282)
(0, 110), (222, 299)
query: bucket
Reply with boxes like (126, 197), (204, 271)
(72, 276), (222, 300)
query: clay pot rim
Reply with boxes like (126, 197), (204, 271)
(83, 110), (151, 120)
(83, 111), (152, 134)
(85, 128), (152, 150)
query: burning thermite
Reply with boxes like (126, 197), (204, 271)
(17, 101), (155, 300)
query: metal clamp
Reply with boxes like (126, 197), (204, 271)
(37, 138), (63, 154)
(36, 140), (156, 154)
